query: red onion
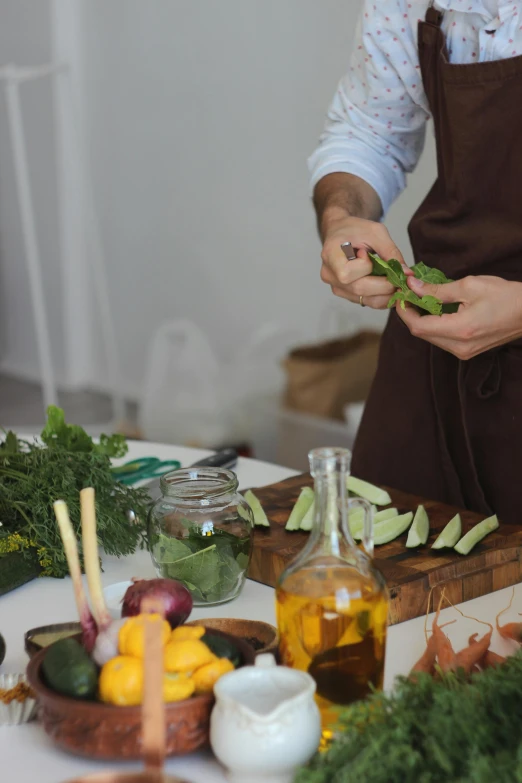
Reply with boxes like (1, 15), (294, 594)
(122, 578), (193, 628)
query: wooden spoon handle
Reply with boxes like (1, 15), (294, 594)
(142, 601), (166, 774)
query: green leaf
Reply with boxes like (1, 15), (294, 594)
(41, 406), (94, 453)
(369, 252), (407, 291)
(94, 433), (128, 459)
(412, 262), (453, 285)
(164, 545), (221, 596)
(153, 534), (193, 563)
(370, 253), (460, 318)
(236, 552), (250, 571)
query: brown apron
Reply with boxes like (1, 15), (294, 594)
(351, 5), (522, 525)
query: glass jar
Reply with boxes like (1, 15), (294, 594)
(149, 467), (254, 606)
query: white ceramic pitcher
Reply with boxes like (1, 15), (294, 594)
(210, 654), (321, 783)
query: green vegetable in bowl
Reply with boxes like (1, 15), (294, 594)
(42, 637), (98, 700)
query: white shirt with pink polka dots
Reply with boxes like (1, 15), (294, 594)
(308, 0), (522, 215)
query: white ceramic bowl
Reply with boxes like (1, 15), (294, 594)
(102, 580), (132, 620)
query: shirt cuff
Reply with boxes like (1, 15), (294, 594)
(307, 143), (406, 217)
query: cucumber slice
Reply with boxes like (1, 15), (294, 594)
(285, 487), (315, 531)
(374, 512), (413, 546)
(347, 476), (392, 506)
(375, 507), (399, 524)
(431, 513), (462, 550)
(405, 505), (430, 548)
(300, 499), (315, 531)
(454, 515), (499, 555)
(350, 505), (384, 541)
(349, 508), (365, 540)
(243, 490), (270, 528)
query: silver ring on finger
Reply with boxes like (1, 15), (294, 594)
(359, 295), (365, 308)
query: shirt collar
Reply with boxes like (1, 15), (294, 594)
(434, 0), (498, 19)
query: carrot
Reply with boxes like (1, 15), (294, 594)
(482, 649), (506, 669)
(411, 632), (437, 675)
(455, 627), (492, 673)
(465, 632), (507, 670)
(496, 588), (522, 642)
(432, 593), (457, 673)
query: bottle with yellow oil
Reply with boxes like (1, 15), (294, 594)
(276, 447), (388, 748)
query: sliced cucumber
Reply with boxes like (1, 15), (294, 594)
(285, 487), (315, 531)
(347, 476), (392, 506)
(374, 512), (413, 546)
(405, 505), (430, 548)
(243, 490), (270, 528)
(432, 513), (462, 550)
(375, 507), (399, 524)
(350, 505), (383, 541)
(300, 499), (315, 531)
(454, 515), (499, 555)
(349, 508), (365, 540)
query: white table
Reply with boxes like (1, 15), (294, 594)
(1, 442), (520, 783)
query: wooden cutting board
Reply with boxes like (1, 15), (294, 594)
(245, 473), (522, 625)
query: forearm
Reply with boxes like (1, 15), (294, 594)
(313, 173), (383, 241)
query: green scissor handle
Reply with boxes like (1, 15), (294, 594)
(112, 457), (182, 486)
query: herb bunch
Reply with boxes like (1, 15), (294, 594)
(0, 406), (149, 579)
(296, 651), (522, 783)
(370, 253), (460, 316)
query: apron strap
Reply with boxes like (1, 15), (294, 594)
(426, 3), (444, 27)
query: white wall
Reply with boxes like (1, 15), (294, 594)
(0, 0), (65, 381)
(0, 0), (437, 401)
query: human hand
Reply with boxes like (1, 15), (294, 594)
(396, 275), (522, 359)
(320, 216), (407, 310)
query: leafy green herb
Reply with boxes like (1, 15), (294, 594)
(296, 651), (522, 783)
(40, 405), (127, 457)
(369, 253), (460, 316)
(0, 407), (149, 582)
(152, 525), (251, 604)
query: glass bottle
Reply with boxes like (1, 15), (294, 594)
(149, 467), (254, 606)
(275, 447), (388, 746)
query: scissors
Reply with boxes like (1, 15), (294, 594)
(111, 456), (182, 486)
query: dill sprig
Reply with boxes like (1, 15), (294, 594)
(296, 651), (522, 783)
(0, 407), (149, 581)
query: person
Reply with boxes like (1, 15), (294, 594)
(309, 0), (522, 525)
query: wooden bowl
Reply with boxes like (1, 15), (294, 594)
(25, 622), (82, 659)
(186, 617), (278, 658)
(26, 628), (254, 760)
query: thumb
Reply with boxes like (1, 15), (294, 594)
(407, 276), (463, 302)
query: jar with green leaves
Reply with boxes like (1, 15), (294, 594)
(149, 467), (254, 606)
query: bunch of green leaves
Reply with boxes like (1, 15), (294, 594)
(0, 407), (149, 580)
(370, 253), (460, 316)
(40, 405), (127, 457)
(296, 651), (522, 783)
(152, 524), (250, 604)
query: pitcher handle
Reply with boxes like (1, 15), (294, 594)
(348, 497), (374, 559)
